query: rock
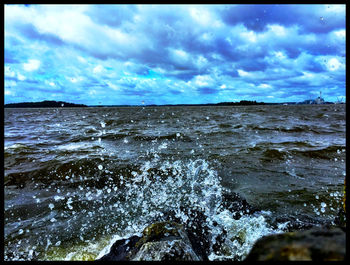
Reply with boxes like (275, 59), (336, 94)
(131, 239), (200, 261)
(98, 221), (202, 261)
(334, 207), (346, 229)
(244, 227), (346, 261)
(266, 214), (333, 232)
(98, 192), (261, 261)
(131, 221), (201, 261)
(97, 235), (141, 261)
(221, 191), (258, 220)
(160, 206), (211, 260)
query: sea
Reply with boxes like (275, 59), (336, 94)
(4, 104), (346, 261)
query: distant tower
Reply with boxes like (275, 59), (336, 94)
(315, 91), (324, 104)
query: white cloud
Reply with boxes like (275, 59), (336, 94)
(107, 81), (119, 90)
(258, 83), (271, 89)
(267, 24), (287, 37)
(17, 73), (26, 81)
(188, 6), (222, 27)
(241, 30), (257, 42)
(93, 65), (104, 74)
(5, 89), (12, 95)
(23, 59), (41, 71)
(77, 56), (87, 63)
(89, 89), (97, 95)
(274, 51), (286, 59)
(193, 75), (213, 87)
(68, 76), (83, 83)
(5, 66), (16, 77)
(333, 29), (345, 38)
(237, 69), (251, 77)
(173, 49), (189, 61)
(327, 58), (341, 71)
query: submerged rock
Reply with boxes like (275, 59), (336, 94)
(245, 226), (346, 261)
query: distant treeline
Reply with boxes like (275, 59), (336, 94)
(216, 100), (266, 106)
(4, 100), (87, 108)
(5, 100), (337, 108)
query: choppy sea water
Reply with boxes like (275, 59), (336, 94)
(4, 104), (346, 261)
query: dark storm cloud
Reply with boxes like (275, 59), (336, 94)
(197, 87), (219, 95)
(220, 4), (345, 34)
(237, 59), (269, 72)
(5, 50), (20, 63)
(16, 23), (65, 46)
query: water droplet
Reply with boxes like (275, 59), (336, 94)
(98, 165), (103, 170)
(49, 203), (54, 210)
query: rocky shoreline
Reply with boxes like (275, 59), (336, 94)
(97, 192), (346, 261)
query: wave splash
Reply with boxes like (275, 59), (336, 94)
(68, 155), (285, 261)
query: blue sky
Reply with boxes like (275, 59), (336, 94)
(4, 4), (346, 105)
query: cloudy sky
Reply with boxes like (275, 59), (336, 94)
(4, 4), (346, 105)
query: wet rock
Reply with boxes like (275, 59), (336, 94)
(267, 214), (333, 232)
(98, 221), (202, 261)
(334, 207), (346, 229)
(245, 226), (346, 261)
(221, 191), (258, 220)
(98, 192), (262, 261)
(132, 240), (200, 261)
(160, 206), (211, 260)
(131, 221), (201, 261)
(97, 235), (141, 261)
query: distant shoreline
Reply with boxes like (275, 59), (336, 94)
(4, 100), (341, 108)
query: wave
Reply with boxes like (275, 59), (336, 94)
(295, 145), (345, 159)
(247, 124), (339, 134)
(133, 133), (192, 142)
(5, 156), (287, 261)
(247, 143), (344, 162)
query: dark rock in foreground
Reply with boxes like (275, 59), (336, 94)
(244, 227), (346, 261)
(98, 221), (201, 261)
(98, 235), (141, 261)
(97, 191), (346, 261)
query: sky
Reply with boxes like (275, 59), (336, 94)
(4, 4), (346, 105)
